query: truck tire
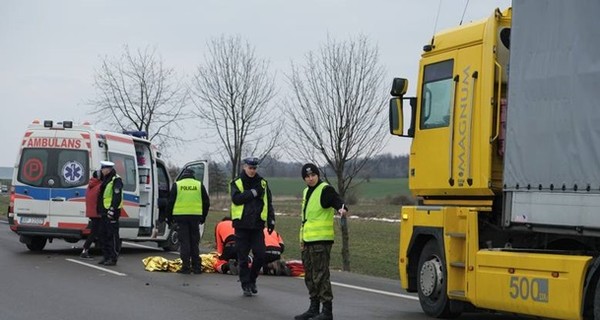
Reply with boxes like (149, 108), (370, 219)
(417, 239), (460, 318)
(593, 277), (600, 319)
(26, 236), (47, 251)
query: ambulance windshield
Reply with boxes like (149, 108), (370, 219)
(18, 148), (89, 188)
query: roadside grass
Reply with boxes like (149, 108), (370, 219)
(0, 195), (8, 214)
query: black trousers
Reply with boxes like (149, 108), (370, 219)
(175, 216), (202, 270)
(265, 246), (282, 264)
(83, 218), (101, 250)
(220, 242), (237, 261)
(100, 217), (119, 261)
(236, 228), (265, 287)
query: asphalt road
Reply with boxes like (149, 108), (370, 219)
(0, 221), (534, 320)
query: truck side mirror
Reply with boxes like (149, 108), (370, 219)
(389, 98), (405, 136)
(391, 78), (408, 97)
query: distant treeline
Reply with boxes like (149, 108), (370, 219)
(208, 153), (408, 179)
(170, 154), (409, 195)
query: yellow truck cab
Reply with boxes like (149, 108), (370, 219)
(9, 119), (208, 252)
(390, 2), (600, 319)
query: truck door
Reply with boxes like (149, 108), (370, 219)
(411, 44), (486, 199)
(410, 53), (458, 197)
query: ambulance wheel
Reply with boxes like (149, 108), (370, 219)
(162, 225), (180, 252)
(417, 239), (460, 318)
(26, 236), (47, 251)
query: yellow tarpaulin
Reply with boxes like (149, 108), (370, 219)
(142, 252), (220, 273)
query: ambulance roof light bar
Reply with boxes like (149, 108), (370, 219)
(123, 130), (148, 139)
(42, 120), (73, 129)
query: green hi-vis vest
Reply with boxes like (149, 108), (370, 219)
(231, 178), (268, 221)
(300, 182), (335, 242)
(103, 175), (124, 209)
(173, 178), (204, 216)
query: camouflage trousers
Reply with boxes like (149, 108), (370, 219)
(301, 243), (333, 303)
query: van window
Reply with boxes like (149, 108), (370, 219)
(18, 148), (89, 188)
(108, 152), (136, 192)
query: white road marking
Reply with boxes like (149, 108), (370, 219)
(122, 241), (180, 255)
(66, 258), (127, 276)
(331, 281), (419, 301)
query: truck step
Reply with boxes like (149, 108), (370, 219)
(449, 290), (465, 298)
(450, 261), (465, 268)
(445, 232), (466, 238)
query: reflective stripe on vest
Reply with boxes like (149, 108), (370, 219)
(300, 182), (334, 242)
(173, 178), (203, 216)
(103, 175), (124, 209)
(230, 178), (268, 221)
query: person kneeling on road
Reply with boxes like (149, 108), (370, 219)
(213, 216), (239, 275)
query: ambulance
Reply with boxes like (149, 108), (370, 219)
(8, 119), (208, 251)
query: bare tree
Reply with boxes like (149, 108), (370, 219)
(191, 35), (280, 180)
(286, 35), (388, 271)
(90, 45), (189, 150)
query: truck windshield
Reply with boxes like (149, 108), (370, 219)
(420, 59), (454, 129)
(18, 148), (89, 188)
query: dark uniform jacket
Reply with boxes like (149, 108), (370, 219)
(230, 171), (275, 230)
(97, 169), (123, 219)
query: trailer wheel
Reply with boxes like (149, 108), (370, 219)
(417, 239), (460, 318)
(26, 237), (47, 251)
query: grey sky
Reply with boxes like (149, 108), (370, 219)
(0, 0), (510, 167)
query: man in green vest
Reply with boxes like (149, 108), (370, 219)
(97, 161), (123, 266)
(230, 157), (275, 296)
(295, 163), (347, 320)
(167, 168), (210, 274)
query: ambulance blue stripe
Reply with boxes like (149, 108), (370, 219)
(14, 185), (139, 202)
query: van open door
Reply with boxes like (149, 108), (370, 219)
(176, 160), (209, 239)
(158, 160), (209, 252)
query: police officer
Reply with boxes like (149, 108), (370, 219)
(230, 157), (275, 296)
(166, 168), (210, 274)
(295, 163), (347, 320)
(97, 161), (123, 266)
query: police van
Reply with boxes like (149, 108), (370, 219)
(8, 119), (208, 251)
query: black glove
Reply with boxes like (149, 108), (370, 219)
(267, 219), (275, 235)
(199, 216), (206, 224)
(251, 186), (264, 198)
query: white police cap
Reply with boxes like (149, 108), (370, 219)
(100, 161), (115, 168)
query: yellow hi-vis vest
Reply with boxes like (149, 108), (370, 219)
(172, 178), (204, 216)
(300, 182), (334, 242)
(103, 174), (124, 209)
(230, 178), (268, 221)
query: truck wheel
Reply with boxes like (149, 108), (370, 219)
(162, 225), (180, 252)
(593, 277), (600, 319)
(26, 237), (47, 251)
(417, 239), (460, 318)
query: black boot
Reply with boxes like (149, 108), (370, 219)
(309, 301), (332, 320)
(294, 299), (320, 320)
